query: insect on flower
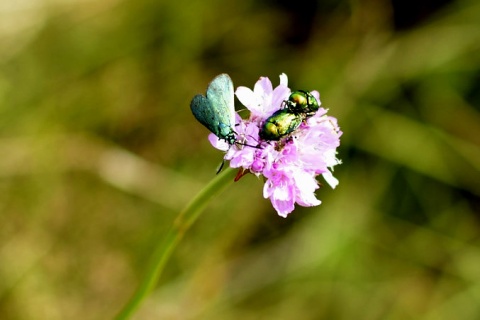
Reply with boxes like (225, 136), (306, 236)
(190, 74), (237, 145)
(259, 90), (321, 141)
(191, 73), (342, 217)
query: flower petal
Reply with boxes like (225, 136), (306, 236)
(279, 73), (289, 86)
(322, 170), (339, 189)
(272, 198), (295, 218)
(271, 86), (291, 113)
(209, 133), (229, 151)
(254, 77), (273, 97)
(235, 86), (256, 109)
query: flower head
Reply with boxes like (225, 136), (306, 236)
(209, 74), (342, 217)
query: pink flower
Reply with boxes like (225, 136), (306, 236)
(209, 74), (342, 217)
(235, 74), (290, 120)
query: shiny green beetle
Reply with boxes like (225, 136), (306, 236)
(286, 90), (319, 117)
(259, 109), (303, 141)
(259, 90), (319, 141)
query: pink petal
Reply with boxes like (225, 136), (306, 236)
(271, 86), (291, 113)
(322, 170), (339, 189)
(254, 77), (273, 96)
(279, 73), (289, 86)
(272, 198), (295, 218)
(235, 86), (256, 109)
(208, 133), (229, 151)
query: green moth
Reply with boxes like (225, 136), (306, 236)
(190, 74), (237, 145)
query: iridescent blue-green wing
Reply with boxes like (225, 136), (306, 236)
(190, 74), (237, 144)
(190, 94), (218, 134)
(205, 73), (235, 128)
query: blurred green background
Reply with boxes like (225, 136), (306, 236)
(1, 0), (479, 319)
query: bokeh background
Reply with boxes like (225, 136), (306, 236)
(1, 0), (479, 319)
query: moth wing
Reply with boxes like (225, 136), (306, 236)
(205, 73), (235, 127)
(190, 94), (220, 136)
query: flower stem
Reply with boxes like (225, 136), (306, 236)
(115, 167), (236, 319)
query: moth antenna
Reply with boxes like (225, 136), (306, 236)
(216, 159), (226, 174)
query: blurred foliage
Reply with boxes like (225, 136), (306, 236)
(0, 0), (479, 319)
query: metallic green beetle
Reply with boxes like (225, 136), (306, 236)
(285, 90), (319, 117)
(259, 109), (303, 141)
(259, 90), (319, 141)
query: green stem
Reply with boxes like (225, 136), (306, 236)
(115, 167), (236, 319)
